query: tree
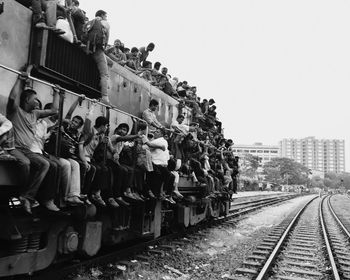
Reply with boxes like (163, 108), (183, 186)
(310, 175), (325, 189)
(263, 157), (310, 185)
(324, 172), (350, 190)
(240, 154), (260, 179)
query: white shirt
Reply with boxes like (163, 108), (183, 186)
(171, 119), (189, 135)
(150, 137), (169, 166)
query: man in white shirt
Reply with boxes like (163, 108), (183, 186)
(147, 128), (175, 203)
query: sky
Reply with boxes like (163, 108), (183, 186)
(83, 0), (350, 171)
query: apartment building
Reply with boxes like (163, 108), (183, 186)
(279, 137), (345, 174)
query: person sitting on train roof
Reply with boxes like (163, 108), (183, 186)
(225, 139), (234, 151)
(78, 104), (109, 207)
(105, 39), (127, 66)
(139, 43), (155, 65)
(157, 76), (179, 98)
(7, 75), (61, 213)
(146, 128), (176, 203)
(31, 0), (65, 34)
(139, 61), (155, 83)
(169, 77), (179, 91)
(161, 67), (171, 81)
(142, 99), (164, 132)
(176, 82), (187, 98)
(200, 99), (209, 114)
(151, 62), (162, 83)
(125, 47), (141, 72)
(108, 123), (141, 203)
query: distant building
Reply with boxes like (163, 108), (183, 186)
(231, 142), (279, 166)
(279, 137), (345, 174)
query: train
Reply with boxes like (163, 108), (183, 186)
(0, 1), (232, 277)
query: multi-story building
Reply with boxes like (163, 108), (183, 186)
(279, 137), (345, 174)
(230, 143), (279, 166)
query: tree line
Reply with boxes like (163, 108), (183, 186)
(239, 156), (350, 190)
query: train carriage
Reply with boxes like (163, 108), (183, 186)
(0, 0), (231, 277)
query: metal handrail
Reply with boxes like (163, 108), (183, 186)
(0, 63), (224, 147)
(0, 63), (146, 123)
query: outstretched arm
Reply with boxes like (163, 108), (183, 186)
(114, 134), (139, 142)
(81, 102), (96, 136)
(65, 95), (84, 120)
(7, 74), (26, 116)
(36, 86), (59, 118)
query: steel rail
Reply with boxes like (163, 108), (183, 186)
(320, 196), (341, 280)
(217, 194), (299, 223)
(255, 195), (318, 280)
(328, 195), (350, 238)
(0, 63), (147, 123)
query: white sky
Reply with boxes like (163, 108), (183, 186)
(83, 0), (350, 171)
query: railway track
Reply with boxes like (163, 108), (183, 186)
(232, 194), (350, 280)
(23, 193), (298, 280)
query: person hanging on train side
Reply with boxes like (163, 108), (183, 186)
(108, 123), (143, 203)
(134, 122), (157, 199)
(7, 75), (61, 213)
(142, 99), (164, 132)
(0, 113), (13, 154)
(59, 96), (94, 203)
(146, 128), (176, 203)
(42, 102), (84, 206)
(78, 103), (109, 207)
(29, 100), (68, 211)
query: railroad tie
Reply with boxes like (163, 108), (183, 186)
(281, 260), (318, 269)
(234, 267), (258, 275)
(245, 254), (267, 260)
(279, 267), (323, 277)
(135, 254), (150, 262)
(148, 249), (165, 257)
(275, 275), (314, 280)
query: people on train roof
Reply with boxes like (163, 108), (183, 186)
(139, 43), (155, 65)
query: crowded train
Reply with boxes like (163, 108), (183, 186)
(0, 0), (239, 276)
